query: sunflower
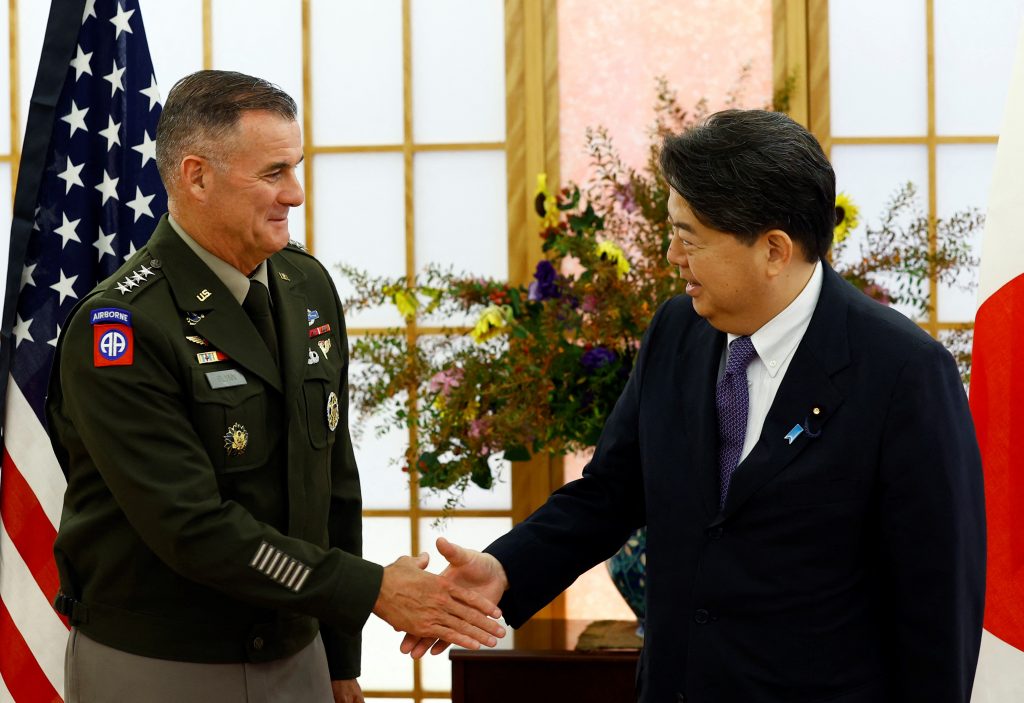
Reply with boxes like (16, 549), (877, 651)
(534, 173), (559, 229)
(834, 193), (860, 244)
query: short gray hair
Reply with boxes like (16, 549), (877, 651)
(155, 70), (298, 188)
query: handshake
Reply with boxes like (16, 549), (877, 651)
(372, 537), (510, 657)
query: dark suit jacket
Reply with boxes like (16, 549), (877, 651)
(487, 264), (985, 703)
(49, 217), (383, 679)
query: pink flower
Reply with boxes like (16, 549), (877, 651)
(428, 367), (464, 396)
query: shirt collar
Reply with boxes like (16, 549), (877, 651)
(728, 260), (823, 378)
(168, 215), (269, 305)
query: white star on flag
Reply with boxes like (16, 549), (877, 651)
(20, 262), (37, 290)
(95, 170), (120, 205)
(132, 130), (156, 166)
(49, 324), (62, 348)
(94, 227), (117, 261)
(49, 270), (80, 305)
(104, 60), (126, 98)
(54, 212), (82, 249)
(70, 45), (93, 81)
(12, 314), (34, 347)
(57, 157), (85, 193)
(124, 240), (138, 261)
(83, 0), (97, 22)
(98, 115), (122, 151)
(126, 187), (156, 222)
(140, 74), (161, 111)
(110, 2), (135, 38)
(61, 100), (89, 136)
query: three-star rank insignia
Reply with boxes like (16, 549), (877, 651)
(326, 392), (339, 432)
(224, 423), (249, 456)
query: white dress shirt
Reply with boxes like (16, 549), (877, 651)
(719, 261), (823, 463)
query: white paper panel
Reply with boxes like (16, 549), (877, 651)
(0, 0), (10, 155)
(831, 144), (929, 321)
(414, 150), (507, 281)
(417, 516), (513, 691)
(350, 401), (411, 510)
(313, 152), (406, 328)
(16, 0), (49, 143)
(935, 144), (994, 322)
(139, 0), (203, 96)
(935, 0), (1024, 135)
(288, 165), (306, 249)
(360, 517), (414, 690)
(0, 164), (12, 313)
(311, 0), (403, 146)
(411, 0), (505, 144)
(419, 456), (511, 510)
(829, 0), (927, 136)
(211, 0), (304, 120)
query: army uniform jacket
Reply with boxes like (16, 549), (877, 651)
(47, 216), (383, 678)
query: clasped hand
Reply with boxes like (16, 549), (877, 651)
(372, 538), (507, 653)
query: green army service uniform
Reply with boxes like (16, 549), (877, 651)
(47, 215), (383, 680)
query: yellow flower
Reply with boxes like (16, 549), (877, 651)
(471, 304), (512, 344)
(595, 240), (631, 278)
(392, 289), (419, 320)
(834, 193), (860, 244)
(535, 173), (559, 229)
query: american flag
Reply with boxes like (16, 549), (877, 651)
(0, 0), (166, 699)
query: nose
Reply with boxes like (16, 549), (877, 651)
(282, 169), (305, 207)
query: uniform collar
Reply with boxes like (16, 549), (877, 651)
(168, 215), (268, 305)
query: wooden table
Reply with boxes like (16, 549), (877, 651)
(450, 619), (640, 703)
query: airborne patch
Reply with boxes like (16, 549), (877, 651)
(91, 307), (133, 367)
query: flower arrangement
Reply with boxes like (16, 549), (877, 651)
(341, 79), (982, 503)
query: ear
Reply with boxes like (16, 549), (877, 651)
(180, 154), (210, 202)
(762, 229), (794, 275)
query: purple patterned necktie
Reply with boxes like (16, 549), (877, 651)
(716, 336), (757, 509)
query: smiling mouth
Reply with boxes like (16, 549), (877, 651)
(685, 279), (701, 295)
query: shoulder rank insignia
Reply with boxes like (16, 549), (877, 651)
(326, 391), (339, 432)
(115, 261), (160, 296)
(224, 423), (248, 455)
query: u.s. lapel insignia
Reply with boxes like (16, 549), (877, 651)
(185, 335), (209, 346)
(224, 423), (249, 455)
(318, 338), (332, 357)
(185, 312), (205, 326)
(196, 289), (212, 302)
(307, 309), (319, 326)
(308, 349), (320, 365)
(326, 392), (339, 432)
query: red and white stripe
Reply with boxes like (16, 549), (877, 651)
(969, 19), (1024, 703)
(0, 379), (68, 702)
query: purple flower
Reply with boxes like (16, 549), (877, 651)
(528, 260), (560, 301)
(428, 367), (463, 396)
(581, 347), (616, 372)
(581, 294), (598, 313)
(614, 182), (638, 214)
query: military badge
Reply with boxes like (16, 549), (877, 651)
(224, 423), (248, 455)
(197, 351), (229, 364)
(326, 392), (339, 432)
(185, 312), (205, 326)
(307, 309), (319, 326)
(309, 324), (331, 338)
(91, 308), (134, 367)
(318, 338), (332, 357)
(185, 335), (209, 346)
(308, 349), (320, 365)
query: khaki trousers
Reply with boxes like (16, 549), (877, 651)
(64, 629), (334, 702)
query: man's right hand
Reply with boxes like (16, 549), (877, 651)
(372, 550), (506, 652)
(399, 537), (509, 658)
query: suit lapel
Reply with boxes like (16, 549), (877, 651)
(677, 318), (726, 519)
(267, 255), (309, 404)
(148, 220), (283, 393)
(712, 264), (853, 523)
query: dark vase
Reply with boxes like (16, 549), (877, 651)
(605, 526), (647, 637)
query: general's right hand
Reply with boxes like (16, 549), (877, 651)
(399, 537), (509, 658)
(372, 550), (505, 652)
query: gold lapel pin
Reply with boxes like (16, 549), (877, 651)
(196, 289), (212, 302)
